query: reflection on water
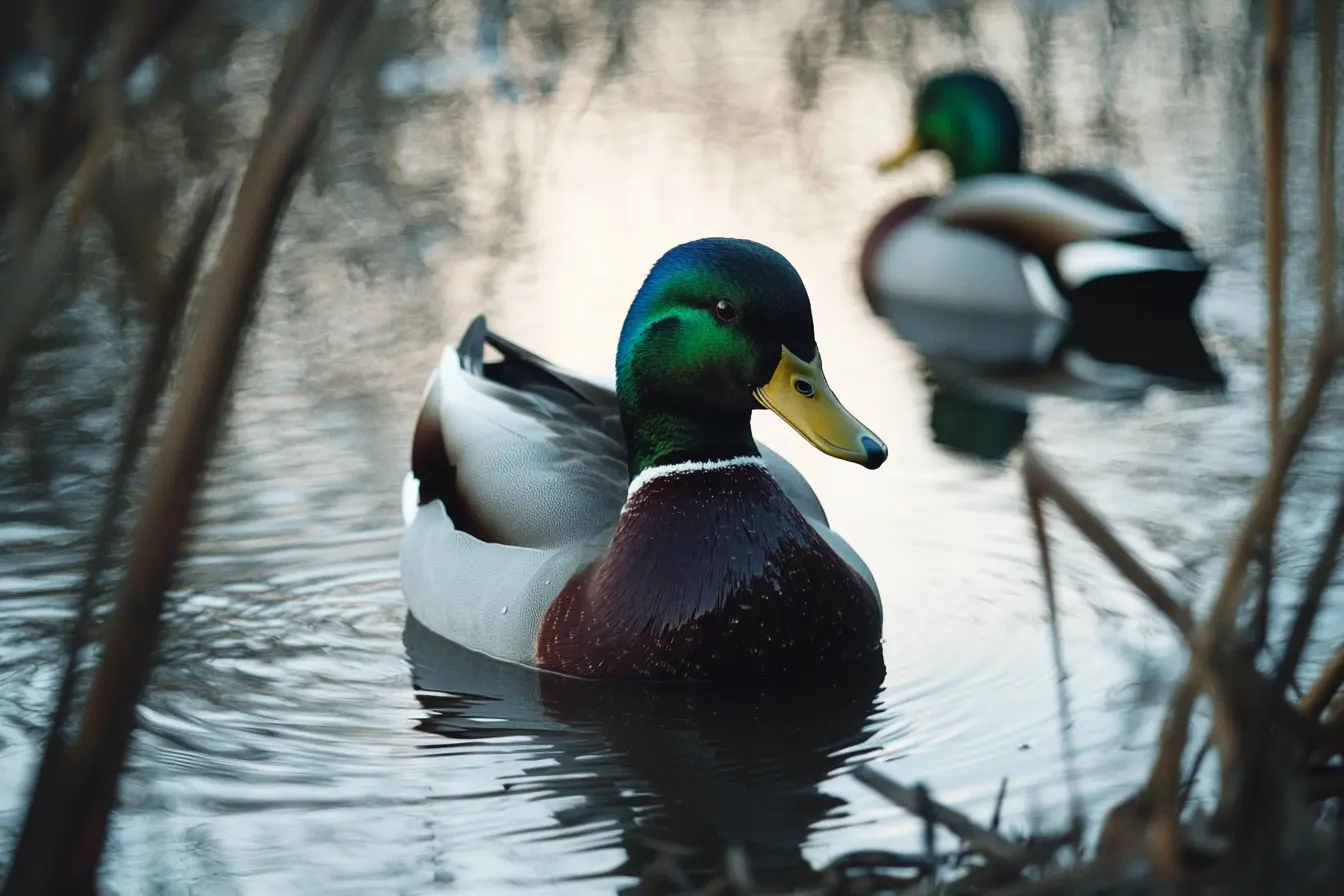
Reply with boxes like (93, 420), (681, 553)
(406, 618), (882, 891)
(925, 375), (1033, 463)
(2, 0), (1343, 892)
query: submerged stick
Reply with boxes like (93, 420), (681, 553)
(1020, 447), (1194, 639)
(854, 766), (1020, 863)
(6, 5), (373, 892)
(990, 777), (1009, 833)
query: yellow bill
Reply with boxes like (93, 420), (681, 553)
(875, 134), (924, 173)
(754, 347), (887, 470)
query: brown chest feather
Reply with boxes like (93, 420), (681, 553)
(535, 463), (883, 682)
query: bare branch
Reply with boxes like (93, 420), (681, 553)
(1274, 477), (1344, 698)
(853, 765), (1021, 864)
(1301, 642), (1344, 724)
(1024, 471), (1084, 829)
(1206, 342), (1340, 646)
(0, 217), (76, 388)
(1021, 447), (1195, 639)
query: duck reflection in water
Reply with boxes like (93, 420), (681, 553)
(914, 348), (1226, 464)
(404, 616), (885, 891)
(921, 372), (1030, 463)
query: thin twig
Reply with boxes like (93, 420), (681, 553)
(1300, 642), (1344, 724)
(1206, 340), (1341, 645)
(1316, 701), (1344, 763)
(1025, 474), (1085, 828)
(0, 1), (189, 394)
(1021, 447), (1195, 639)
(990, 778), (1009, 833)
(1248, 534), (1274, 657)
(12, 0), (196, 244)
(1274, 476), (1344, 697)
(854, 766), (1021, 863)
(0, 216), (75, 386)
(1263, 0), (1288, 450)
(917, 783), (938, 874)
(1145, 677), (1199, 880)
(1179, 733), (1214, 810)
(1317, 0), (1339, 341)
(94, 157), (172, 314)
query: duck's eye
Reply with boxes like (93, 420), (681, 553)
(794, 379), (815, 398)
(712, 299), (738, 323)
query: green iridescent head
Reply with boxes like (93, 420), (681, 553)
(615, 238), (886, 476)
(876, 70), (1023, 180)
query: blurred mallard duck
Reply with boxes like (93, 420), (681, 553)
(860, 69), (1224, 398)
(401, 238), (887, 683)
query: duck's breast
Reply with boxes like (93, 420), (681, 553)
(534, 461), (883, 682)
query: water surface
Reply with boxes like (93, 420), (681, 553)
(2, 1), (1342, 892)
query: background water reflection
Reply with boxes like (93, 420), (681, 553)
(1, 0), (1341, 892)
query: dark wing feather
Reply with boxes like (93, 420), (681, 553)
(480, 321), (626, 447)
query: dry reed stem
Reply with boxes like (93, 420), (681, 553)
(1020, 448), (1195, 639)
(1253, 2), (1290, 760)
(1284, 0), (1343, 729)
(1024, 471), (1085, 828)
(1142, 9), (1344, 874)
(1274, 477), (1344, 697)
(64, 91), (123, 230)
(1300, 642), (1344, 723)
(1317, 0), (1339, 340)
(0, 1), (199, 365)
(0, 181), (224, 896)
(990, 777), (1008, 833)
(1205, 340), (1340, 647)
(1, 4), (373, 892)
(0, 217), (74, 378)
(1263, 0), (1288, 449)
(95, 158), (173, 316)
(0, 5), (115, 382)
(1146, 676), (1199, 879)
(853, 766), (1021, 864)
(1004, 3), (1341, 891)
(1317, 709), (1344, 765)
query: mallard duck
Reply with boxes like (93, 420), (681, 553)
(400, 238), (888, 683)
(861, 69), (1224, 396)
